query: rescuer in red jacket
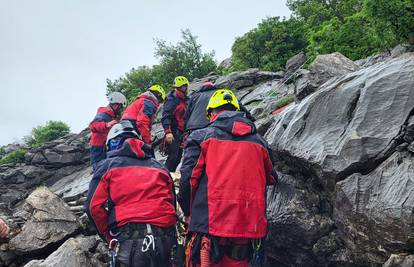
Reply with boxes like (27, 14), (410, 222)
(121, 85), (166, 145)
(85, 120), (177, 267)
(178, 89), (277, 267)
(89, 92), (127, 171)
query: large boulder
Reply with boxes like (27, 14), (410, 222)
(264, 54), (414, 266)
(9, 187), (80, 255)
(309, 52), (359, 88)
(335, 151), (414, 265)
(25, 130), (90, 167)
(285, 52), (307, 74)
(24, 235), (105, 267)
(266, 54), (414, 189)
(266, 173), (334, 266)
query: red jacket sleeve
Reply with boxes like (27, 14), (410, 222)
(90, 121), (108, 133)
(136, 99), (156, 144)
(136, 116), (152, 144)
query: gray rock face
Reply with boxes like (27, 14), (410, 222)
(382, 254), (414, 267)
(391, 44), (411, 58)
(23, 235), (105, 267)
(215, 68), (283, 90)
(285, 52), (307, 73)
(266, 174), (334, 266)
(9, 187), (80, 255)
(335, 151), (414, 265)
(25, 130), (89, 167)
(355, 52), (391, 68)
(265, 54), (414, 266)
(266, 55), (414, 188)
(50, 167), (92, 202)
(294, 69), (315, 100)
(219, 57), (232, 69)
(309, 52), (359, 88)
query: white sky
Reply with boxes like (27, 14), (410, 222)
(0, 0), (291, 145)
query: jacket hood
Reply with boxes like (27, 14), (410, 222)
(97, 106), (115, 117)
(209, 111), (256, 137)
(138, 91), (159, 106)
(107, 138), (154, 159)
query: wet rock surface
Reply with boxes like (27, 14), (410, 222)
(265, 53), (414, 266)
(0, 47), (413, 266)
(9, 187), (80, 255)
(23, 235), (106, 267)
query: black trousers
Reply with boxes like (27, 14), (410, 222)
(165, 131), (183, 172)
(117, 235), (175, 267)
(90, 146), (105, 171)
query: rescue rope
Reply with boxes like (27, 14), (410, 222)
(200, 236), (211, 267)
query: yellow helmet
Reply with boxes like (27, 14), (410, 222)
(206, 89), (240, 118)
(173, 76), (189, 88)
(149, 84), (166, 102)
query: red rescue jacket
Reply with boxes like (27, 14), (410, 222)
(121, 91), (159, 144)
(89, 107), (116, 147)
(178, 111), (277, 238)
(85, 138), (176, 242)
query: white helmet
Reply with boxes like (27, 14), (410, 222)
(108, 92), (127, 106)
(106, 120), (139, 146)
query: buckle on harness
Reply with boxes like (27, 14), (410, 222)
(141, 224), (155, 253)
(108, 239), (119, 267)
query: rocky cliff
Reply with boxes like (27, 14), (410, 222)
(0, 44), (413, 267)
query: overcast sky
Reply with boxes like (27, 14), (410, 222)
(0, 0), (291, 145)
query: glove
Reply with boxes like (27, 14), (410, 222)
(165, 133), (174, 144)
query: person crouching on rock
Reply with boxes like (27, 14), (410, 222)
(89, 92), (127, 171)
(85, 120), (177, 267)
(178, 89), (277, 267)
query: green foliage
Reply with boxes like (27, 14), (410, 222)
(307, 13), (384, 60)
(154, 29), (217, 82)
(0, 149), (27, 165)
(364, 0), (414, 45)
(231, 17), (308, 71)
(25, 121), (70, 147)
(0, 147), (5, 158)
(287, 0), (414, 60)
(107, 29), (217, 102)
(275, 96), (295, 109)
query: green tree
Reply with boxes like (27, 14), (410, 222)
(231, 17), (308, 71)
(307, 13), (384, 60)
(364, 0), (414, 45)
(154, 29), (217, 82)
(25, 121), (70, 147)
(107, 29), (217, 102)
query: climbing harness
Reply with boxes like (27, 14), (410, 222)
(108, 238), (119, 267)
